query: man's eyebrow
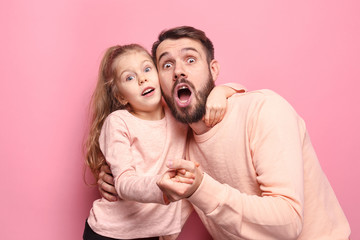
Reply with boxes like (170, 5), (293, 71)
(158, 47), (200, 63)
(158, 52), (169, 63)
(182, 47), (199, 54)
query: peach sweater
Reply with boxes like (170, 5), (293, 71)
(87, 106), (191, 239)
(187, 90), (351, 239)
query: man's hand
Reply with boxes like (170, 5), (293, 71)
(157, 159), (203, 202)
(98, 164), (118, 201)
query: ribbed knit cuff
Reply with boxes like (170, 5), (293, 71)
(187, 173), (226, 214)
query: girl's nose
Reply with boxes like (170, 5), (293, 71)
(138, 75), (148, 85)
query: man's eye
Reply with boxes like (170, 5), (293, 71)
(163, 63), (172, 69)
(126, 76), (135, 81)
(144, 67), (151, 72)
(187, 58), (195, 63)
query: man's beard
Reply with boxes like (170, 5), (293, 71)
(162, 73), (215, 124)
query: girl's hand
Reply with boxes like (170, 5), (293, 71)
(204, 86), (227, 127)
(204, 84), (246, 127)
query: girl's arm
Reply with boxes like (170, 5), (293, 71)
(204, 83), (246, 127)
(99, 114), (166, 204)
(99, 113), (194, 204)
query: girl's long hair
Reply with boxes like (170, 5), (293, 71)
(84, 44), (149, 182)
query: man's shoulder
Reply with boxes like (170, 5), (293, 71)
(229, 89), (281, 104)
(228, 89), (298, 121)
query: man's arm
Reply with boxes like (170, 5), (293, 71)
(157, 94), (306, 239)
(193, 94), (305, 239)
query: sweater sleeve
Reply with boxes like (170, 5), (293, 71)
(222, 82), (247, 93)
(99, 113), (165, 204)
(188, 93), (305, 239)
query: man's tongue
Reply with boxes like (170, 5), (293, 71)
(176, 87), (192, 107)
(178, 88), (191, 102)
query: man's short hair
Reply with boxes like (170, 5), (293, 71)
(151, 26), (215, 64)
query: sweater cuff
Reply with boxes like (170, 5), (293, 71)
(187, 173), (226, 214)
(154, 174), (169, 205)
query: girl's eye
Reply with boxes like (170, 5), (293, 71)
(144, 67), (151, 72)
(187, 58), (195, 64)
(163, 63), (172, 69)
(126, 76), (135, 81)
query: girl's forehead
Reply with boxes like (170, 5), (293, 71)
(118, 50), (153, 63)
(114, 50), (154, 73)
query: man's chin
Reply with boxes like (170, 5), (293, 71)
(163, 87), (208, 124)
(173, 104), (205, 124)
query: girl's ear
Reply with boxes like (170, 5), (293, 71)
(209, 59), (220, 82)
(116, 95), (128, 106)
(113, 81), (129, 107)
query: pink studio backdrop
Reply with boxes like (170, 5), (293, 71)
(1, 0), (359, 239)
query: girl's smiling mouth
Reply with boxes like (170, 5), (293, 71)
(142, 87), (155, 96)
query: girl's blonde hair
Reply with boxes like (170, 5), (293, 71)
(84, 44), (151, 182)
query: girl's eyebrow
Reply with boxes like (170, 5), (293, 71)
(118, 59), (153, 77)
(142, 59), (153, 65)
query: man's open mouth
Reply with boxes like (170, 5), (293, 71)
(174, 83), (193, 108)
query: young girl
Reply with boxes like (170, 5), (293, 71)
(84, 44), (241, 240)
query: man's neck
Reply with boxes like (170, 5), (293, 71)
(188, 121), (212, 135)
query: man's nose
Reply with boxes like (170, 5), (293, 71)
(174, 62), (187, 81)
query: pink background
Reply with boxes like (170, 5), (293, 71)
(1, 0), (359, 239)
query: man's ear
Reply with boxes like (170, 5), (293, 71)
(209, 59), (220, 82)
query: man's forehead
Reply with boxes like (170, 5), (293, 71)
(156, 38), (204, 61)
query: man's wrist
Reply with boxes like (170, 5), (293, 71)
(186, 172), (204, 198)
(187, 173), (226, 214)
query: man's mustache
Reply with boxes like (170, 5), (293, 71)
(172, 78), (196, 95)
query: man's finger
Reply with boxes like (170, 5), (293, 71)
(176, 170), (195, 179)
(173, 175), (194, 184)
(167, 159), (196, 172)
(100, 189), (118, 202)
(100, 164), (112, 174)
(102, 172), (115, 185)
(98, 180), (117, 195)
